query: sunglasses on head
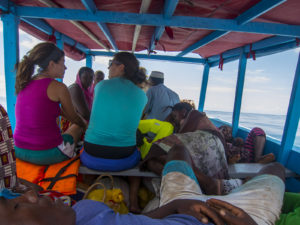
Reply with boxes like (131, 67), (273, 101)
(108, 59), (122, 68)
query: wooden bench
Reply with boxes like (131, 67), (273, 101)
(79, 163), (299, 178)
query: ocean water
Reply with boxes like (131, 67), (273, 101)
(206, 110), (300, 148)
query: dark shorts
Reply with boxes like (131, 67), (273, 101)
(15, 134), (74, 165)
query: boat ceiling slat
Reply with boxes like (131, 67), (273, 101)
(81, 0), (118, 51)
(177, 0), (286, 57)
(148, 0), (178, 52)
(1, 0), (299, 61)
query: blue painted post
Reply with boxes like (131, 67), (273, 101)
(232, 50), (247, 137)
(86, 54), (92, 68)
(56, 33), (63, 50)
(198, 63), (210, 112)
(279, 52), (300, 165)
(56, 33), (63, 82)
(1, 14), (19, 130)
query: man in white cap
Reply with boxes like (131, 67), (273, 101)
(144, 71), (180, 120)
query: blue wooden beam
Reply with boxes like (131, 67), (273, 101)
(177, 31), (228, 57)
(0, 0), (8, 11)
(81, 0), (118, 51)
(56, 33), (63, 50)
(20, 17), (89, 54)
(89, 51), (205, 64)
(149, 0), (179, 52)
(177, 0), (286, 57)
(198, 63), (210, 112)
(14, 6), (300, 38)
(86, 54), (92, 68)
(286, 148), (300, 175)
(56, 33), (64, 83)
(279, 52), (300, 165)
(232, 50), (247, 137)
(236, 0), (286, 25)
(81, 0), (97, 13)
(1, 13), (19, 130)
(208, 36), (294, 63)
(209, 39), (298, 67)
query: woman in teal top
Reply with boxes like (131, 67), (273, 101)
(82, 52), (147, 171)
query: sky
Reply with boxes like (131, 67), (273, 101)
(1, 21), (300, 117)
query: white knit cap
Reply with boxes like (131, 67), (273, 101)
(149, 71), (164, 79)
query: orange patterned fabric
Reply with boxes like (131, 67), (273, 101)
(0, 105), (17, 189)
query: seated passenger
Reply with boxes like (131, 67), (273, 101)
(82, 52), (147, 171)
(165, 102), (220, 134)
(68, 67), (94, 121)
(14, 42), (86, 165)
(141, 102), (228, 179)
(219, 125), (275, 164)
(0, 145), (286, 225)
(144, 71), (180, 121)
(81, 52), (148, 213)
(94, 70), (105, 85)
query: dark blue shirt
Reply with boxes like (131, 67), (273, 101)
(74, 200), (209, 225)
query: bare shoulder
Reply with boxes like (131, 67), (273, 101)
(68, 83), (81, 93)
(47, 80), (69, 102)
(48, 79), (68, 91)
(68, 83), (80, 89)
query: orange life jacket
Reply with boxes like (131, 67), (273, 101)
(16, 156), (80, 195)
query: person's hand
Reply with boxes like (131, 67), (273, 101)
(12, 178), (43, 193)
(207, 199), (258, 225)
(173, 199), (224, 225)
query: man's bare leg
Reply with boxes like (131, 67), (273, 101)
(129, 177), (142, 213)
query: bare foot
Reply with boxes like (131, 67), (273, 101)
(257, 153), (275, 164)
(228, 154), (241, 164)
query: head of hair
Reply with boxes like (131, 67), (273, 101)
(172, 102), (193, 114)
(180, 99), (195, 110)
(94, 70), (104, 82)
(95, 70), (104, 78)
(113, 52), (146, 85)
(149, 77), (164, 86)
(15, 42), (64, 94)
(78, 67), (94, 78)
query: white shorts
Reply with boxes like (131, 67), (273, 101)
(160, 160), (285, 225)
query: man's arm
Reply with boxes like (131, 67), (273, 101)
(143, 88), (153, 117)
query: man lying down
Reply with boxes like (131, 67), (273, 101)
(0, 145), (285, 225)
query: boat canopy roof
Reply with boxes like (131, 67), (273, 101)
(1, 0), (300, 64)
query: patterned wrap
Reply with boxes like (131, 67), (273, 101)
(154, 130), (229, 179)
(0, 105), (17, 189)
(241, 127), (266, 163)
